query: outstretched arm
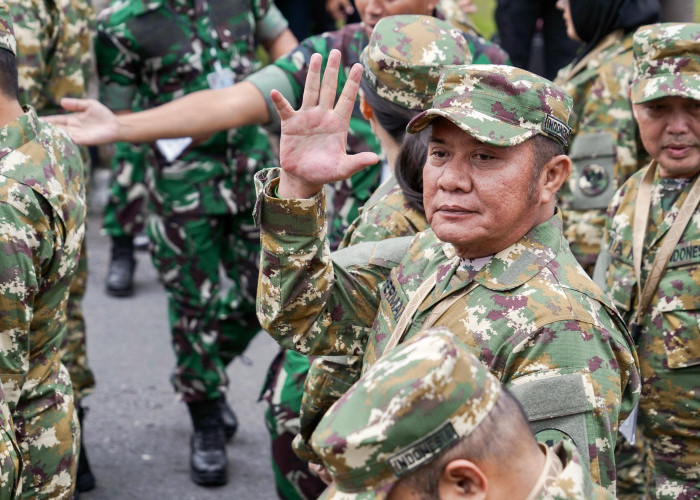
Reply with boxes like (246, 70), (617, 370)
(44, 81), (269, 146)
(273, 48), (379, 199)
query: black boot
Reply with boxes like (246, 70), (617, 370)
(106, 236), (136, 297)
(187, 400), (228, 486)
(76, 406), (96, 493)
(218, 396), (238, 441)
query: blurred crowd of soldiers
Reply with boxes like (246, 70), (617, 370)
(0, 0), (698, 498)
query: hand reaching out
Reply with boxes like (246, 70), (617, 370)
(271, 49), (379, 199)
(42, 98), (120, 146)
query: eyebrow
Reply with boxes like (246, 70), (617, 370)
(429, 135), (446, 145)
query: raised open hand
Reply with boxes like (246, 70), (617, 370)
(42, 98), (120, 146)
(271, 49), (379, 199)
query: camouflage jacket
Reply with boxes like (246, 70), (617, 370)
(247, 17), (507, 248)
(0, 108), (85, 413)
(96, 0), (282, 217)
(8, 0), (93, 115)
(535, 441), (614, 500)
(555, 30), (648, 273)
(255, 168), (640, 491)
(601, 164), (700, 495)
(0, 383), (20, 500)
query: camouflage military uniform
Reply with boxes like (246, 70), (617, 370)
(598, 23), (700, 500)
(259, 16), (474, 498)
(555, 30), (648, 276)
(95, 0), (283, 403)
(312, 328), (613, 500)
(256, 63), (642, 492)
(8, 0), (96, 404)
(0, 382), (21, 500)
(0, 108), (86, 498)
(245, 12), (508, 249)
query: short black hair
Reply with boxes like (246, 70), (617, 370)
(0, 47), (19, 101)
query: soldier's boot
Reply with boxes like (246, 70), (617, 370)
(218, 396), (238, 441)
(76, 406), (96, 493)
(187, 400), (228, 486)
(106, 236), (136, 297)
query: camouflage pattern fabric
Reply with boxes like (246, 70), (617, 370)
(407, 64), (573, 147)
(102, 141), (150, 239)
(0, 108), (85, 498)
(630, 22), (700, 104)
(9, 0), (96, 404)
(602, 165), (700, 499)
(0, 382), (21, 500)
(96, 0), (282, 401)
(255, 167), (640, 492)
(555, 30), (649, 276)
(246, 14), (508, 249)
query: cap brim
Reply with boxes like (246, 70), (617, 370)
(318, 481), (395, 500)
(631, 74), (700, 104)
(406, 108), (536, 146)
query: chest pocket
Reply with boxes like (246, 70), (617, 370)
(567, 132), (617, 210)
(210, 0), (253, 47)
(656, 248), (700, 369)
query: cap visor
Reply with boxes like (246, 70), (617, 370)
(631, 74), (700, 104)
(407, 108), (535, 146)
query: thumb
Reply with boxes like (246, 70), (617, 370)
(339, 151), (379, 177)
(60, 97), (90, 112)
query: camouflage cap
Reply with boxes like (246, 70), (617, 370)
(407, 65), (573, 147)
(0, 4), (15, 56)
(311, 328), (502, 500)
(631, 23), (700, 104)
(360, 15), (473, 111)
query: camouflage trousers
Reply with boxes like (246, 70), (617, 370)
(148, 212), (260, 402)
(61, 238), (96, 403)
(260, 349), (326, 500)
(638, 327), (700, 499)
(614, 428), (646, 499)
(12, 361), (79, 499)
(102, 143), (149, 239)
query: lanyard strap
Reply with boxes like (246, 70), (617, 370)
(632, 161), (700, 326)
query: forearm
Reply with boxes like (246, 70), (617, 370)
(115, 81), (269, 143)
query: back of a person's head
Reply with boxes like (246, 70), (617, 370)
(568, 0), (660, 45)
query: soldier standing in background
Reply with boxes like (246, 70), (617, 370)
(6, 0), (98, 494)
(598, 22), (700, 500)
(554, 0), (659, 276)
(93, 0), (297, 486)
(0, 7), (86, 497)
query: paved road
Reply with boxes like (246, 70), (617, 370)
(80, 206), (279, 499)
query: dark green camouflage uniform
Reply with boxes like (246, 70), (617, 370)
(9, 0), (96, 405)
(256, 65), (641, 493)
(95, 0), (282, 403)
(259, 15), (480, 498)
(600, 23), (700, 500)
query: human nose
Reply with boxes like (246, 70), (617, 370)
(364, 0), (383, 18)
(437, 160), (472, 192)
(667, 109), (691, 135)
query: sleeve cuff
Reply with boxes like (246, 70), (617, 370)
(244, 65), (297, 132)
(255, 4), (288, 43)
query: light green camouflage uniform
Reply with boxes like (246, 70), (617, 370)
(256, 64), (641, 493)
(261, 16), (474, 498)
(8, 0), (96, 404)
(555, 30), (648, 277)
(312, 328), (613, 500)
(599, 23), (700, 500)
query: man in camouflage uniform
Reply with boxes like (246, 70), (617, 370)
(0, 8), (86, 498)
(94, 0), (297, 486)
(312, 328), (613, 499)
(553, 0), (659, 276)
(256, 54), (640, 492)
(261, 16), (473, 499)
(7, 0), (98, 492)
(0, 381), (21, 500)
(598, 22), (700, 500)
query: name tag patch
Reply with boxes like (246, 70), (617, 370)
(668, 241), (700, 268)
(387, 422), (459, 477)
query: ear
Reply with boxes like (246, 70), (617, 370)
(360, 93), (373, 121)
(538, 154), (571, 204)
(631, 101), (641, 123)
(438, 459), (488, 500)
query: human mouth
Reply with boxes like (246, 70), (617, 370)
(437, 205), (476, 216)
(663, 142), (696, 159)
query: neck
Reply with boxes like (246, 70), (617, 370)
(481, 441), (547, 500)
(0, 97), (24, 128)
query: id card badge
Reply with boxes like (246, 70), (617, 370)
(207, 61), (235, 90)
(155, 137), (193, 163)
(619, 402), (639, 445)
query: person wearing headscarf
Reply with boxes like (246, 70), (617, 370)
(554, 0), (659, 277)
